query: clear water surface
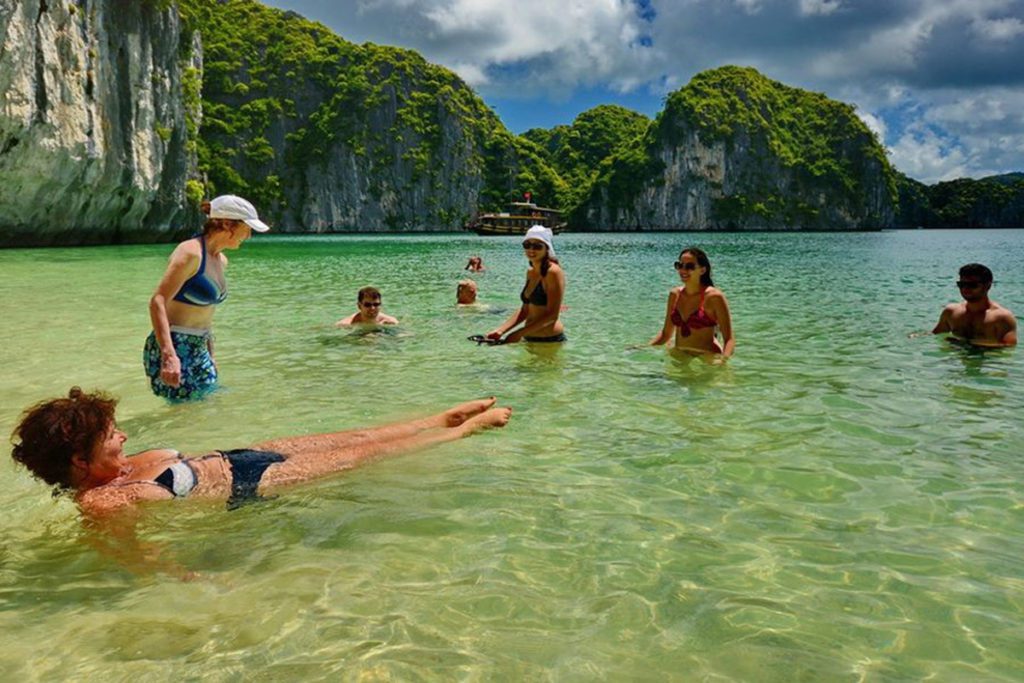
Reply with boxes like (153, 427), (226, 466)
(0, 230), (1022, 680)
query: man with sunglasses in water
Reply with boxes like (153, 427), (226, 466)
(336, 286), (399, 326)
(931, 263), (1017, 347)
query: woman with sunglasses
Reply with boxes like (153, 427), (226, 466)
(650, 247), (734, 358)
(486, 225), (566, 344)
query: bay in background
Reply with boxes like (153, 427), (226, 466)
(0, 230), (1021, 680)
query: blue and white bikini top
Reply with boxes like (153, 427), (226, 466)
(153, 458), (199, 497)
(172, 235), (227, 306)
(150, 451), (222, 497)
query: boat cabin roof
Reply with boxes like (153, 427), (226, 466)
(506, 202), (560, 214)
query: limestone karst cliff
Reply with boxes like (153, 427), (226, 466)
(895, 172), (1024, 228)
(2, 2), (1017, 245)
(177, 0), (562, 233)
(573, 67), (898, 231)
(0, 0), (197, 246)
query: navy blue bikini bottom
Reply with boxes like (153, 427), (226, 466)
(524, 333), (567, 343)
(221, 449), (286, 510)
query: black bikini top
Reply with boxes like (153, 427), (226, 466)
(520, 279), (547, 306)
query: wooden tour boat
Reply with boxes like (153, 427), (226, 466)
(464, 201), (567, 236)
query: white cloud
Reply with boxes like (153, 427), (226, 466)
(448, 62), (488, 87)
(972, 16), (1024, 41)
(889, 129), (969, 183)
(330, 0), (656, 96)
(857, 111), (886, 142)
(798, 0), (842, 17)
(263, 0), (1024, 180)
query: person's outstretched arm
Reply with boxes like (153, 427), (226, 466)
(488, 304), (527, 340)
(709, 290), (735, 358)
(149, 242), (201, 387)
(650, 289), (678, 345)
(931, 306), (953, 334)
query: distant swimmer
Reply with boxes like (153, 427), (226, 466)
(649, 247), (735, 358)
(457, 279), (478, 305)
(487, 226), (566, 344)
(465, 256), (485, 272)
(336, 286), (399, 326)
(145, 195), (269, 402)
(931, 263), (1017, 347)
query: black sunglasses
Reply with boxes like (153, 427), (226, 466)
(523, 241), (546, 250)
(956, 280), (984, 289)
(361, 300), (382, 307)
(674, 261), (698, 271)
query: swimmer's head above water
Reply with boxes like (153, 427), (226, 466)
(11, 387), (119, 490)
(457, 279), (478, 304)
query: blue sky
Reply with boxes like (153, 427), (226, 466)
(259, 0), (1024, 184)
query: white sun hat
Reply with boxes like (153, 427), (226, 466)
(523, 225), (555, 257)
(210, 195), (270, 232)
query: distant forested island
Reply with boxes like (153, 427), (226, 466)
(0, 0), (1021, 246)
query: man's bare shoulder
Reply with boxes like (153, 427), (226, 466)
(942, 301), (966, 314)
(990, 301), (1017, 322)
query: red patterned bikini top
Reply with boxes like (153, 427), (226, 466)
(671, 288), (717, 337)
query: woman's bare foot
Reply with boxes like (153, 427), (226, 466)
(443, 397), (497, 427)
(457, 406), (512, 436)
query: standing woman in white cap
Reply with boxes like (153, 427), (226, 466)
(486, 225), (566, 344)
(144, 195), (269, 401)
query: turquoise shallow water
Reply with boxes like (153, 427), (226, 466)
(1, 230), (1022, 680)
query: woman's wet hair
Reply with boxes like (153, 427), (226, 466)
(539, 253), (559, 277)
(680, 247), (713, 287)
(200, 200), (241, 236)
(10, 387), (118, 490)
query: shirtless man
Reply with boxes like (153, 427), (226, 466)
(932, 263), (1017, 347)
(336, 286), (399, 326)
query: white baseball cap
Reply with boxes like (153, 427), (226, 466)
(210, 195), (270, 232)
(523, 225), (555, 257)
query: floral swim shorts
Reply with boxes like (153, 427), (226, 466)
(143, 327), (218, 402)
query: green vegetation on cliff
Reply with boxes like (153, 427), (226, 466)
(574, 66), (898, 228)
(176, 0), (561, 227)
(523, 105), (650, 209)
(170, 4), (979, 232)
(896, 173), (1024, 228)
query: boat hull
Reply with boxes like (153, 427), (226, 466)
(468, 220), (567, 236)
(464, 203), (567, 235)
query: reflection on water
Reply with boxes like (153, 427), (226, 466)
(0, 230), (1022, 679)
(317, 324), (405, 348)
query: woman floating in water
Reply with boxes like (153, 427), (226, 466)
(487, 225), (566, 344)
(650, 247), (734, 358)
(144, 195), (269, 401)
(464, 256), (485, 272)
(11, 388), (512, 517)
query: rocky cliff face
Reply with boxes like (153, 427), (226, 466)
(285, 59), (494, 232)
(895, 173), (1024, 228)
(577, 67), (897, 231)
(0, 0), (195, 246)
(179, 0), (560, 233)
